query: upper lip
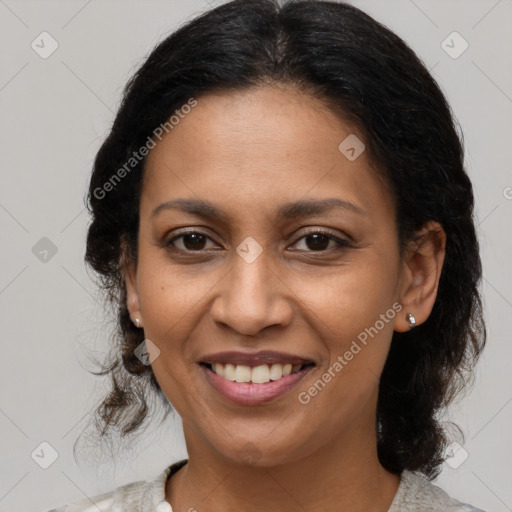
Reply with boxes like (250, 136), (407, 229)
(199, 350), (315, 367)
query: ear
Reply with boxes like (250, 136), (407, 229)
(394, 221), (446, 332)
(120, 238), (143, 327)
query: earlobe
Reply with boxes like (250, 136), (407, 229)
(120, 240), (143, 328)
(394, 221), (446, 333)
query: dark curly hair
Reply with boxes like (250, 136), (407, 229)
(76, 0), (486, 478)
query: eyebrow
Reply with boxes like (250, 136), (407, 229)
(150, 197), (366, 221)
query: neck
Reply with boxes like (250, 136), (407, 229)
(166, 417), (400, 512)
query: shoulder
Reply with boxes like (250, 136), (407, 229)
(389, 470), (487, 512)
(43, 475), (168, 512)
(44, 460), (187, 512)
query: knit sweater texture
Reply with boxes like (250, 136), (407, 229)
(46, 459), (485, 512)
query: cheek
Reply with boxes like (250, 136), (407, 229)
(291, 253), (399, 341)
(135, 257), (198, 365)
(136, 258), (207, 415)
(291, 252), (400, 398)
(294, 314), (396, 444)
(135, 250), (227, 395)
(136, 245), (208, 328)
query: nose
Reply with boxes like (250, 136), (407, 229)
(210, 247), (293, 336)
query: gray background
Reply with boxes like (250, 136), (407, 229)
(0, 0), (511, 511)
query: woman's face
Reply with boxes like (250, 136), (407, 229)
(126, 84), (411, 466)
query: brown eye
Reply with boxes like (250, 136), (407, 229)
(164, 228), (351, 255)
(302, 233), (331, 251)
(292, 230), (352, 252)
(167, 232), (216, 251)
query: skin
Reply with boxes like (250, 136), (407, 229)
(123, 83), (446, 512)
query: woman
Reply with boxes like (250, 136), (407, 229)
(48, 0), (487, 510)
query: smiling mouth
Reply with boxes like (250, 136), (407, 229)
(199, 362), (316, 384)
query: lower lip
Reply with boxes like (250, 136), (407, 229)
(199, 364), (314, 405)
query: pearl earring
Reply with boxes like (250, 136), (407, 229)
(134, 317), (142, 328)
(406, 313), (416, 329)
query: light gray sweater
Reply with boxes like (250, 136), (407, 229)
(46, 459), (486, 512)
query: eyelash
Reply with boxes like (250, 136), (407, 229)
(164, 228), (352, 254)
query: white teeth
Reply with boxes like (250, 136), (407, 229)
(234, 365), (251, 383)
(214, 363), (224, 378)
(269, 364), (283, 380)
(224, 363), (236, 381)
(209, 362), (308, 383)
(251, 365), (270, 384)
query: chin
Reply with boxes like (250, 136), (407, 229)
(208, 432), (318, 469)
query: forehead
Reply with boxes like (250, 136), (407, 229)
(141, 85), (393, 224)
